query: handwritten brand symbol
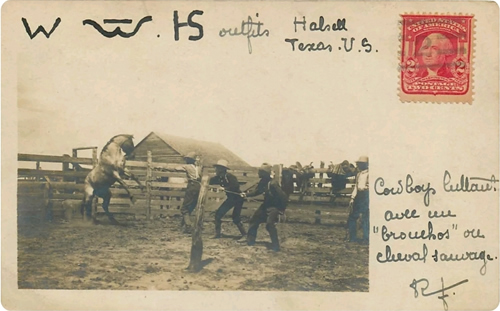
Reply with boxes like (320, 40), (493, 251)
(173, 10), (204, 41)
(452, 224), (458, 230)
(409, 277), (468, 311)
(82, 16), (152, 38)
(22, 17), (61, 39)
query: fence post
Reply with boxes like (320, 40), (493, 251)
(309, 180), (316, 204)
(36, 161), (41, 181)
(187, 175), (209, 272)
(91, 147), (98, 218)
(146, 151), (152, 221)
(274, 164), (288, 243)
(272, 164), (282, 186)
(319, 161), (325, 188)
(315, 210), (321, 225)
(91, 148), (98, 166)
(43, 182), (52, 222)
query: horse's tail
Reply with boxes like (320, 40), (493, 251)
(82, 168), (95, 216)
(80, 192), (86, 216)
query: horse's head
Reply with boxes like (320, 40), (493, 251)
(120, 136), (135, 159)
(302, 162), (315, 177)
(101, 134), (136, 159)
(342, 162), (358, 177)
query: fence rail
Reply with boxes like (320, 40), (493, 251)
(18, 153), (94, 165)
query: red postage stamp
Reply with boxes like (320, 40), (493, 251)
(400, 14), (474, 103)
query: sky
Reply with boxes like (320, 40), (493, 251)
(15, 5), (377, 168)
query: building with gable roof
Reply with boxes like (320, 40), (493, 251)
(133, 132), (250, 168)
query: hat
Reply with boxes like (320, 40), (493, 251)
(259, 163), (272, 174)
(356, 156), (369, 163)
(184, 152), (197, 160)
(214, 159), (229, 169)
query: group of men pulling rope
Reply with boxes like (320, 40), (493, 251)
(167, 152), (370, 252)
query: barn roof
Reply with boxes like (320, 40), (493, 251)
(136, 132), (251, 167)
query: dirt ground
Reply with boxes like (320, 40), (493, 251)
(17, 207), (369, 292)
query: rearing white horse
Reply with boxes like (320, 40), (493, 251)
(83, 134), (144, 224)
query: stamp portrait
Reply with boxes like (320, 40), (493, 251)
(400, 14), (474, 103)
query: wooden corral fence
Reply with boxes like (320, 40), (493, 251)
(18, 151), (96, 222)
(289, 167), (356, 204)
(18, 152), (355, 224)
(17, 151), (261, 221)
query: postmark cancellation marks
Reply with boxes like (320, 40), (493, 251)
(399, 14), (475, 104)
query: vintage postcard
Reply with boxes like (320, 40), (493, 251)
(1, 1), (499, 310)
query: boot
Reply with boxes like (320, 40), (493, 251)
(246, 234), (256, 246)
(181, 213), (192, 233)
(213, 220), (222, 239)
(268, 227), (280, 252)
(347, 219), (358, 242)
(236, 222), (247, 237)
(236, 236), (248, 243)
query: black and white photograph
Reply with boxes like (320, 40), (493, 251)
(17, 131), (370, 291)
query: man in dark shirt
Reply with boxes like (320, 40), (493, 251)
(242, 163), (288, 252)
(209, 159), (246, 239)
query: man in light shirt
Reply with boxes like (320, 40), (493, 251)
(347, 156), (369, 244)
(165, 152), (201, 233)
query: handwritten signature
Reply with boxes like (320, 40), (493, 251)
(410, 277), (468, 311)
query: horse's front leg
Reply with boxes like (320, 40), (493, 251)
(122, 168), (145, 191)
(112, 171), (136, 204)
(101, 189), (119, 225)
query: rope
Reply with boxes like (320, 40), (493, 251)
(203, 185), (262, 202)
(218, 188), (262, 202)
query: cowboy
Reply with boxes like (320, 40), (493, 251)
(209, 159), (246, 239)
(165, 152), (201, 233)
(241, 163), (288, 252)
(347, 156), (369, 244)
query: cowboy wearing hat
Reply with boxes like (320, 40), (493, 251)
(347, 156), (369, 244)
(241, 163), (288, 252)
(209, 159), (246, 239)
(164, 151), (201, 233)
